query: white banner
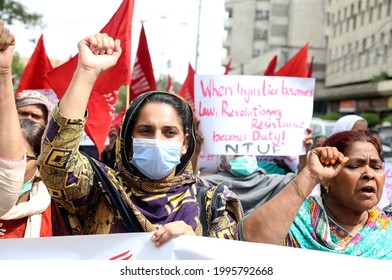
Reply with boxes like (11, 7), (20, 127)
(0, 233), (387, 279)
(194, 75), (315, 156)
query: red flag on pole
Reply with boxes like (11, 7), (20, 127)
(16, 34), (53, 94)
(178, 63), (195, 112)
(224, 58), (232, 75)
(307, 55), (314, 78)
(274, 43), (309, 77)
(166, 74), (175, 93)
(263, 55), (277, 76)
(113, 23), (156, 130)
(129, 23), (156, 101)
(45, 0), (135, 156)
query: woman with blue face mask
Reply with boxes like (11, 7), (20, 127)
(38, 33), (244, 247)
(0, 119), (54, 238)
(202, 155), (297, 216)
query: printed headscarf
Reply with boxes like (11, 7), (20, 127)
(15, 90), (52, 124)
(113, 91), (202, 234)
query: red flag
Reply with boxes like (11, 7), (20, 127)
(274, 43), (309, 77)
(178, 63), (195, 112)
(113, 107), (125, 131)
(166, 74), (175, 93)
(224, 58), (232, 75)
(263, 55), (277, 76)
(129, 23), (156, 101)
(307, 55), (314, 78)
(16, 35), (53, 94)
(45, 0), (135, 156)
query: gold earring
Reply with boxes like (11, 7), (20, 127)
(322, 185), (329, 194)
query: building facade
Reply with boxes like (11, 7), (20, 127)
(319, 0), (392, 118)
(223, 0), (327, 88)
(222, 0), (392, 119)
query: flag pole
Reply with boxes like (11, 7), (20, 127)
(125, 84), (130, 108)
(195, 0), (202, 72)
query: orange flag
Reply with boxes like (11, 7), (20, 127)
(128, 23), (156, 102)
(178, 63), (195, 112)
(45, 0), (135, 155)
(274, 43), (309, 77)
(16, 34), (53, 94)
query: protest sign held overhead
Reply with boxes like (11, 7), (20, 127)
(194, 75), (315, 156)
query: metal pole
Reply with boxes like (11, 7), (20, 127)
(195, 0), (202, 72)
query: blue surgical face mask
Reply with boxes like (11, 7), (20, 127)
(229, 156), (258, 177)
(130, 138), (183, 180)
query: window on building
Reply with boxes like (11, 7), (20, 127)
(369, 7), (373, 23)
(326, 12), (330, 26)
(372, 35), (377, 64)
(388, 0), (392, 16)
(254, 29), (268, 40)
(271, 24), (287, 37)
(253, 48), (261, 58)
(255, 9), (269, 20)
(272, 4), (289, 17)
(390, 29), (392, 48)
(342, 45), (346, 71)
(353, 15), (357, 30)
(378, 3), (382, 20)
(227, 8), (233, 18)
(346, 19), (349, 32)
(361, 11), (365, 26)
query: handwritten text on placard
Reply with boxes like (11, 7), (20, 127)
(194, 75), (315, 155)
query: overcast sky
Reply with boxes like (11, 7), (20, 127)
(10, 0), (227, 82)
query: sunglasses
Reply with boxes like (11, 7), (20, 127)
(26, 155), (38, 161)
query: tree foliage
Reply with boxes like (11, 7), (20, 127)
(11, 51), (24, 89)
(360, 112), (381, 128)
(0, 0), (42, 27)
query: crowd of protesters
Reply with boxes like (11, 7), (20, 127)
(1, 20), (392, 260)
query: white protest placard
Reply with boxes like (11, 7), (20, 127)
(194, 75), (315, 156)
(0, 233), (388, 279)
(198, 152), (219, 174)
(382, 162), (392, 206)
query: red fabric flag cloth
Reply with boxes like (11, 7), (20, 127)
(307, 55), (314, 78)
(274, 43), (309, 77)
(113, 107), (125, 131)
(16, 34), (53, 94)
(178, 63), (195, 112)
(129, 23), (156, 102)
(224, 58), (232, 75)
(45, 0), (135, 156)
(166, 74), (175, 93)
(263, 55), (277, 76)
